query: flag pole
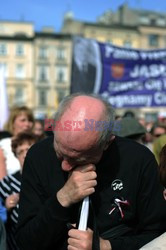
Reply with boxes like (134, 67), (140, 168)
(0, 66), (9, 130)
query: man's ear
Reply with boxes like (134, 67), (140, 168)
(163, 189), (166, 201)
(104, 135), (115, 150)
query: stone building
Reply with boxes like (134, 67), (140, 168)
(0, 21), (72, 118)
(1, 3), (166, 119)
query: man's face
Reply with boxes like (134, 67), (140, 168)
(153, 127), (166, 138)
(54, 135), (104, 172)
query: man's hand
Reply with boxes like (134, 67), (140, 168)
(68, 228), (112, 250)
(5, 193), (19, 210)
(68, 228), (93, 250)
(57, 164), (97, 207)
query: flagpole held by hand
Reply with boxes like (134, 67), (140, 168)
(78, 196), (89, 231)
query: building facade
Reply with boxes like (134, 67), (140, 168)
(34, 30), (72, 118)
(0, 21), (34, 109)
(0, 21), (72, 118)
(1, 4), (166, 119)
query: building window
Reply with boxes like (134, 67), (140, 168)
(56, 47), (66, 60)
(0, 44), (7, 55)
(38, 65), (48, 81)
(39, 47), (48, 59)
(123, 41), (132, 48)
(14, 87), (25, 105)
(15, 64), (25, 78)
(150, 19), (156, 26)
(0, 63), (8, 77)
(38, 89), (47, 106)
(140, 16), (150, 25)
(58, 90), (65, 102)
(148, 34), (159, 47)
(16, 44), (24, 56)
(56, 66), (67, 83)
(157, 18), (166, 26)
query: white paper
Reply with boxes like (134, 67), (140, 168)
(78, 196), (89, 231)
(139, 232), (166, 249)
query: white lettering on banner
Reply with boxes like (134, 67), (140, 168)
(154, 92), (166, 105)
(164, 79), (166, 89)
(105, 45), (139, 60)
(105, 45), (114, 57)
(108, 79), (163, 92)
(105, 45), (166, 61)
(103, 94), (152, 108)
(108, 81), (143, 92)
(113, 49), (139, 60)
(105, 44), (166, 61)
(130, 64), (166, 78)
(140, 51), (166, 60)
(145, 79), (162, 91)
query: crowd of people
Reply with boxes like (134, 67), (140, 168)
(0, 94), (166, 250)
(0, 106), (46, 249)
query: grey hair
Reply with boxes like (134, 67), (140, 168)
(54, 93), (115, 148)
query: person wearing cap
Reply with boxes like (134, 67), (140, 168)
(115, 117), (146, 144)
(158, 111), (166, 125)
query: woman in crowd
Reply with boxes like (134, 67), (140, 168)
(33, 119), (46, 141)
(153, 134), (166, 164)
(0, 106), (34, 179)
(0, 132), (37, 250)
(159, 143), (166, 200)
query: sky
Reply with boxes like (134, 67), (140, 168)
(1, 0), (166, 32)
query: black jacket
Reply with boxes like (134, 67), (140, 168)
(16, 136), (166, 250)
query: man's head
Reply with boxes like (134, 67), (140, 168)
(150, 122), (166, 139)
(54, 93), (115, 171)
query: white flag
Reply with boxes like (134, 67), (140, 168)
(0, 66), (9, 130)
(78, 196), (89, 231)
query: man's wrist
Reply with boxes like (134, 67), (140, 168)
(57, 189), (71, 207)
(100, 238), (112, 250)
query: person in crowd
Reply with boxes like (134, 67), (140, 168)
(33, 119), (46, 141)
(16, 94), (166, 250)
(153, 134), (166, 164)
(0, 106), (34, 179)
(150, 122), (166, 140)
(0, 131), (12, 141)
(0, 217), (6, 250)
(140, 142), (166, 250)
(158, 111), (166, 126)
(114, 115), (121, 120)
(144, 121), (166, 152)
(159, 143), (166, 200)
(0, 132), (37, 250)
(114, 117), (146, 144)
(123, 110), (135, 118)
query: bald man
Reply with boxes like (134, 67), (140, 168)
(16, 94), (166, 250)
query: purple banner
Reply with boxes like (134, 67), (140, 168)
(71, 37), (166, 108)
